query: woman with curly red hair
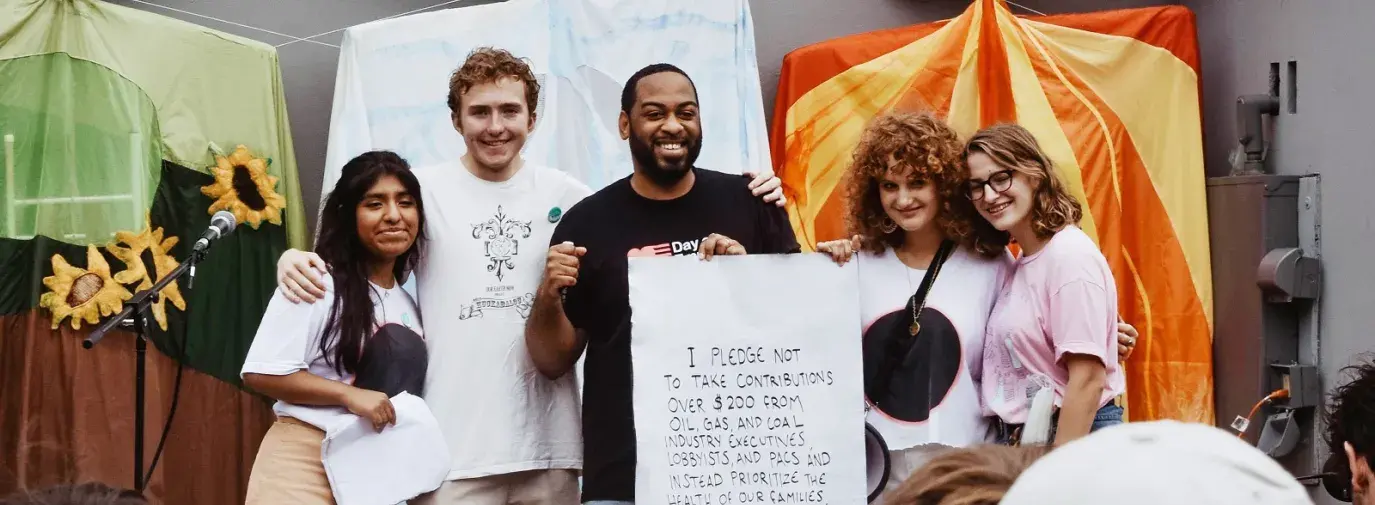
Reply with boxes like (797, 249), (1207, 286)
(815, 112), (1134, 496)
(963, 123), (1126, 447)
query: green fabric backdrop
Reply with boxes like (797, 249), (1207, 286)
(0, 0), (307, 250)
(0, 160), (284, 387)
(0, 53), (162, 243)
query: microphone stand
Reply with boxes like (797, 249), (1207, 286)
(83, 245), (208, 492)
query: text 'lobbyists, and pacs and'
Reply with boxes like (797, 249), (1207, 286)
(660, 347), (837, 505)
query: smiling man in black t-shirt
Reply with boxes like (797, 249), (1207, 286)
(524, 64), (801, 504)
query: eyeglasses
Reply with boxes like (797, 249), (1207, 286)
(966, 169), (1015, 200)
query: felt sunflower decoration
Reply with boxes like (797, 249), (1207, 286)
(108, 215), (186, 331)
(201, 144), (286, 229)
(39, 245), (134, 330)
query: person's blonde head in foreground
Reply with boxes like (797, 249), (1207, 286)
(882, 444), (1051, 505)
(1000, 420), (1314, 505)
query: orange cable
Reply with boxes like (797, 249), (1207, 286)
(1237, 389), (1290, 439)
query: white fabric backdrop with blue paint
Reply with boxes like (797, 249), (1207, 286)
(321, 0), (772, 205)
(320, 1), (773, 488)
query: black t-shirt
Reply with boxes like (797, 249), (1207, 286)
(549, 168), (800, 502)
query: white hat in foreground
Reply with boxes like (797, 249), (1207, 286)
(1000, 420), (1314, 505)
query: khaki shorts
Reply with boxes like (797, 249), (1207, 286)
(410, 469), (580, 505)
(245, 417), (334, 505)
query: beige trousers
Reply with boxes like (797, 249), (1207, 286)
(245, 417), (335, 505)
(410, 469), (580, 505)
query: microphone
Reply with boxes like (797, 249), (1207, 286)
(194, 211), (237, 254)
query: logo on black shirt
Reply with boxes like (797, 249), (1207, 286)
(627, 238), (702, 257)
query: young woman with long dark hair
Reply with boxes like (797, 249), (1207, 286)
(240, 150), (438, 503)
(964, 124), (1126, 446)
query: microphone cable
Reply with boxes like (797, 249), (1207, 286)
(141, 271), (193, 486)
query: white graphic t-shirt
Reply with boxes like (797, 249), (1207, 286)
(240, 271), (426, 430)
(241, 272), (450, 503)
(858, 246), (1012, 451)
(412, 162), (590, 480)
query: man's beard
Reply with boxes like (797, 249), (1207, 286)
(628, 131), (702, 188)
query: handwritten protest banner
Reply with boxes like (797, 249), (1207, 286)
(629, 254), (864, 505)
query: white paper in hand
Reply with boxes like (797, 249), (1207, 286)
(320, 392), (450, 505)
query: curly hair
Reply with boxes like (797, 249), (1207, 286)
(883, 444), (1051, 505)
(1325, 357), (1375, 478)
(446, 46), (540, 115)
(964, 123), (1081, 243)
(843, 111), (1003, 258)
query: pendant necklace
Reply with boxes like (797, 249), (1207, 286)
(905, 249), (948, 336)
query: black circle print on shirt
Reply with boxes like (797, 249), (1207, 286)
(862, 308), (962, 423)
(354, 323), (428, 398)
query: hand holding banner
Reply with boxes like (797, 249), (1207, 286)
(629, 254), (865, 505)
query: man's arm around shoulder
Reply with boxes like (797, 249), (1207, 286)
(758, 197), (802, 255)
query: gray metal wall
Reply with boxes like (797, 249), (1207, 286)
(1183, 1), (1375, 503)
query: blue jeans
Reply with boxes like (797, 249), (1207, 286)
(993, 402), (1124, 445)
(1092, 403), (1125, 431)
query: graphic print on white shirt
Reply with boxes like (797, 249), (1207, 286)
(411, 162), (590, 480)
(460, 205), (536, 320)
(240, 272), (450, 503)
(473, 205), (532, 282)
(240, 272), (427, 431)
(857, 247), (1012, 451)
(863, 306), (962, 423)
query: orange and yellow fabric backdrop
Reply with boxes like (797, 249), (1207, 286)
(771, 0), (1214, 424)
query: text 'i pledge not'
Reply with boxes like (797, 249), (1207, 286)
(629, 254), (865, 505)
(661, 344), (837, 504)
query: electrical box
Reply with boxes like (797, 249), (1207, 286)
(1206, 174), (1322, 475)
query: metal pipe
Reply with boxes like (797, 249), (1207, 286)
(5, 134), (14, 237)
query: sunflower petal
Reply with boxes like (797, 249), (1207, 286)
(78, 307), (101, 328)
(85, 245), (113, 277)
(150, 298), (169, 331)
(113, 270), (141, 285)
(160, 280), (187, 310)
(228, 145), (256, 166)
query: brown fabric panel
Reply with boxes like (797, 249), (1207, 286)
(0, 311), (273, 505)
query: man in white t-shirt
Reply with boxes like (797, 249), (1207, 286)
(274, 47), (786, 504)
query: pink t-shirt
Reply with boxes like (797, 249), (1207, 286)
(980, 225), (1126, 424)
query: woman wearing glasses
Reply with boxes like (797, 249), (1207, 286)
(964, 123), (1126, 447)
(814, 112), (1135, 496)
